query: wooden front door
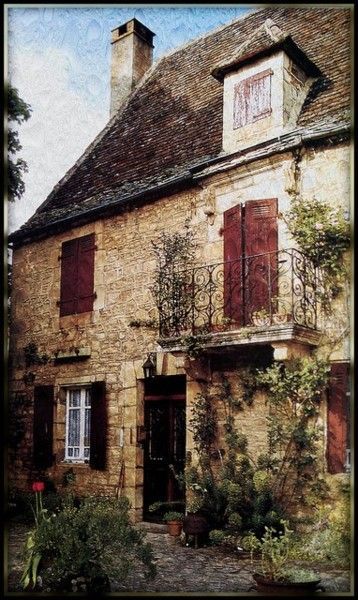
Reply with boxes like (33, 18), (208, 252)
(143, 377), (186, 519)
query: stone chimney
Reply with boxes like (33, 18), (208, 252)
(110, 18), (155, 117)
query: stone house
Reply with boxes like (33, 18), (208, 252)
(8, 7), (351, 521)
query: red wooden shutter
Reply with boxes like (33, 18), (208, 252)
(223, 204), (243, 324)
(249, 70), (272, 122)
(244, 198), (278, 320)
(90, 381), (107, 470)
(60, 239), (78, 316)
(60, 233), (95, 316)
(233, 80), (248, 129)
(33, 385), (54, 469)
(233, 70), (272, 129)
(327, 363), (349, 474)
(77, 233), (95, 313)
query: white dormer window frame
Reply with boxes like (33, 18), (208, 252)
(233, 68), (273, 129)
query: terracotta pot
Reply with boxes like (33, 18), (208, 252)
(167, 520), (183, 536)
(253, 573), (323, 596)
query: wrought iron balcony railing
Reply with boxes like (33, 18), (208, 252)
(158, 248), (319, 338)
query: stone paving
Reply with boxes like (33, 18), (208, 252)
(6, 521), (352, 595)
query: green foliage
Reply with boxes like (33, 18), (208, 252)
(182, 334), (205, 358)
(246, 520), (293, 581)
(189, 392), (217, 453)
(296, 493), (351, 568)
(23, 342), (49, 367)
(22, 495), (156, 592)
(256, 356), (330, 510)
(151, 221), (196, 335)
(209, 529), (227, 545)
(7, 85), (32, 202)
(162, 511), (184, 522)
(282, 567), (319, 583)
(284, 197), (350, 311)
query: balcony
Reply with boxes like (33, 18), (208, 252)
(157, 248), (321, 353)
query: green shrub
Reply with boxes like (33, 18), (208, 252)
(23, 495), (156, 592)
(162, 511), (184, 522)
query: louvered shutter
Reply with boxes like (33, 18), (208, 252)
(223, 204), (243, 324)
(60, 239), (78, 316)
(33, 385), (54, 469)
(233, 80), (248, 129)
(244, 199), (278, 320)
(233, 70), (272, 129)
(90, 381), (107, 470)
(327, 363), (349, 474)
(249, 70), (272, 122)
(77, 233), (96, 313)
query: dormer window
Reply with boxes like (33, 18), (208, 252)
(211, 18), (321, 153)
(233, 69), (273, 129)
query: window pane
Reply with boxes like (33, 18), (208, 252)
(70, 389), (80, 407)
(68, 447), (73, 457)
(73, 447), (80, 457)
(85, 389), (91, 407)
(84, 408), (91, 446)
(68, 409), (80, 445)
(84, 447), (90, 458)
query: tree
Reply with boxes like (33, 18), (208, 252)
(7, 85), (32, 202)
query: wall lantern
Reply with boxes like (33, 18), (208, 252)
(142, 353), (157, 379)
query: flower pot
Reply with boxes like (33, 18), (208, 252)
(252, 573), (323, 596)
(167, 520), (183, 536)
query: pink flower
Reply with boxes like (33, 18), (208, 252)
(315, 223), (324, 230)
(32, 481), (45, 492)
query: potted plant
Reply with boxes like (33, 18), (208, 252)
(251, 308), (271, 327)
(162, 511), (184, 536)
(246, 520), (324, 595)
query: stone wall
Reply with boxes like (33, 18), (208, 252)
(8, 140), (351, 519)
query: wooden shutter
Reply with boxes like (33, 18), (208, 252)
(223, 204), (243, 324)
(60, 239), (78, 316)
(327, 363), (349, 474)
(33, 385), (54, 469)
(249, 70), (272, 122)
(59, 233), (95, 316)
(244, 198), (278, 320)
(233, 80), (248, 129)
(90, 381), (107, 470)
(233, 69), (272, 129)
(77, 233), (95, 313)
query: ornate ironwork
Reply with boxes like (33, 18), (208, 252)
(158, 249), (319, 338)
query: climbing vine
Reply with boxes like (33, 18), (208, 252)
(151, 221), (197, 336)
(283, 197), (350, 312)
(183, 356), (330, 544)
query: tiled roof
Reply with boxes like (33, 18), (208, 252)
(211, 19), (321, 81)
(10, 6), (352, 244)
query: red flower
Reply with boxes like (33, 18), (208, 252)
(32, 481), (45, 492)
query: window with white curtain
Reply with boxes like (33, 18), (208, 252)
(65, 387), (91, 462)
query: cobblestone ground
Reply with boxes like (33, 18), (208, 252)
(6, 522), (352, 595)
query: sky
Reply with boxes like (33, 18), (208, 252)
(6, 4), (256, 234)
